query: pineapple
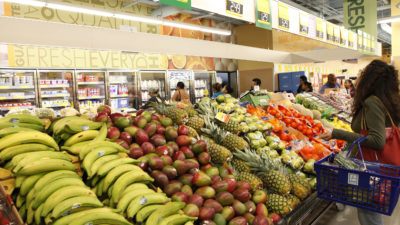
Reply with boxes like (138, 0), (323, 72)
(235, 172), (263, 191)
(187, 126), (198, 137)
(207, 142), (233, 164)
(154, 103), (188, 125)
(220, 120), (240, 134)
(288, 174), (311, 200)
(231, 157), (251, 173)
(183, 106), (198, 117)
(285, 194), (300, 209)
(234, 148), (291, 195)
(186, 116), (205, 133)
(266, 194), (292, 217)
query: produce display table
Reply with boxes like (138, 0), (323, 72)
(278, 192), (333, 225)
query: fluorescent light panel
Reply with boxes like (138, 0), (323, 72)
(0, 0), (231, 35)
(377, 15), (400, 24)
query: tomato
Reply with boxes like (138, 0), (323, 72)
(290, 122), (298, 128)
(297, 125), (304, 132)
(280, 133), (289, 142)
(306, 129), (313, 136)
(1, 218), (10, 225)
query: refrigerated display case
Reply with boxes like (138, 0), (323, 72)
(38, 70), (74, 116)
(75, 70), (106, 112)
(0, 69), (37, 115)
(193, 71), (215, 102)
(138, 71), (167, 107)
(108, 71), (136, 111)
(167, 70), (193, 103)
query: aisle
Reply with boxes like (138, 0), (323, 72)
(316, 202), (400, 225)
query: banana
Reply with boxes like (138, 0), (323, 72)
(127, 193), (170, 218)
(97, 157), (139, 177)
(34, 204), (44, 225)
(60, 132), (72, 141)
(13, 151), (72, 173)
(33, 178), (85, 209)
(111, 171), (153, 203)
(0, 143), (55, 162)
(67, 210), (131, 225)
(82, 146), (118, 176)
(25, 188), (35, 209)
(145, 202), (186, 225)
(52, 208), (114, 225)
(1, 114), (44, 126)
(10, 150), (56, 168)
(90, 175), (100, 187)
(0, 127), (35, 138)
(116, 188), (154, 213)
(51, 196), (103, 219)
(0, 122), (44, 131)
(107, 184), (114, 198)
(159, 214), (197, 225)
(102, 164), (143, 193)
(121, 183), (150, 196)
(27, 201), (34, 225)
(185, 222), (195, 225)
(20, 173), (45, 196)
(0, 131), (58, 151)
(63, 140), (91, 154)
(89, 154), (121, 177)
(3, 161), (12, 170)
(33, 170), (79, 192)
(18, 204), (26, 221)
(52, 116), (87, 135)
(15, 175), (26, 188)
(93, 123), (107, 141)
(64, 130), (100, 147)
(65, 120), (103, 134)
(136, 204), (163, 223)
(16, 194), (25, 208)
(79, 141), (128, 159)
(41, 186), (94, 217)
(16, 158), (76, 176)
(96, 177), (105, 196)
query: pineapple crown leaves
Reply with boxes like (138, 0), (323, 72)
(233, 148), (289, 176)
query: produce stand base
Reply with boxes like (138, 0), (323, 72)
(277, 192), (333, 225)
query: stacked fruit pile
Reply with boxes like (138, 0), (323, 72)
(0, 114), (131, 225)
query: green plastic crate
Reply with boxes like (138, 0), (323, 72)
(240, 93), (271, 107)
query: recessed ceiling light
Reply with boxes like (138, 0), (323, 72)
(377, 15), (400, 24)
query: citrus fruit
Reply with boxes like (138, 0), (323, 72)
(172, 55), (187, 69)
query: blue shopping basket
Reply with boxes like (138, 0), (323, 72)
(314, 136), (400, 215)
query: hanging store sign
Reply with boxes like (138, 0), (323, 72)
(160, 0), (191, 9)
(357, 30), (363, 52)
(256, 0), (272, 30)
(226, 0), (244, 17)
(326, 23), (334, 43)
(343, 0), (377, 39)
(340, 27), (348, 47)
(278, 2), (289, 30)
(363, 32), (369, 54)
(299, 12), (309, 36)
(333, 25), (340, 45)
(169, 70), (193, 81)
(315, 18), (324, 40)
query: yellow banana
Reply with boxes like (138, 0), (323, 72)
(52, 208), (114, 225)
(127, 193), (170, 218)
(20, 173), (45, 196)
(0, 127), (35, 138)
(121, 183), (149, 196)
(51, 196), (103, 219)
(66, 210), (131, 225)
(102, 164), (143, 193)
(79, 141), (128, 159)
(0, 131), (58, 151)
(0, 143), (55, 162)
(15, 175), (26, 188)
(13, 151), (71, 173)
(159, 214), (197, 225)
(1, 114), (44, 126)
(116, 188), (155, 213)
(16, 194), (25, 208)
(64, 130), (100, 147)
(16, 158), (75, 176)
(34, 204), (44, 225)
(82, 146), (118, 176)
(145, 202), (186, 225)
(89, 154), (121, 178)
(97, 158), (139, 177)
(93, 123), (107, 141)
(33, 170), (79, 192)
(136, 204), (163, 223)
(64, 120), (102, 134)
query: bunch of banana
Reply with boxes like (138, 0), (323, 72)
(50, 116), (103, 144)
(0, 114), (45, 131)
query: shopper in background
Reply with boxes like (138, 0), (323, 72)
(321, 60), (400, 225)
(222, 83), (233, 95)
(142, 88), (163, 109)
(212, 83), (224, 99)
(171, 81), (191, 105)
(319, 74), (341, 94)
(296, 76), (313, 93)
(345, 79), (356, 97)
(251, 78), (261, 91)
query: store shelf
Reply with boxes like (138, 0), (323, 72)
(41, 94), (70, 98)
(110, 94), (129, 98)
(43, 104), (70, 108)
(0, 96), (35, 100)
(0, 85), (34, 89)
(110, 81), (128, 84)
(0, 106), (34, 111)
(78, 96), (105, 100)
(78, 82), (104, 85)
(40, 84), (70, 88)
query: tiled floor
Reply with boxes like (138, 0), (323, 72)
(315, 202), (400, 225)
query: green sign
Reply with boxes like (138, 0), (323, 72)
(256, 0), (272, 30)
(343, 0), (377, 38)
(160, 0), (191, 10)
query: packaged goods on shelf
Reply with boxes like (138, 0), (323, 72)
(85, 75), (99, 82)
(109, 75), (128, 83)
(109, 85), (118, 96)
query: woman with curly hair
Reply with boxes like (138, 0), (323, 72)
(321, 60), (400, 225)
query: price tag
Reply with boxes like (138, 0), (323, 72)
(203, 90), (209, 96)
(256, 0), (271, 26)
(0, 86), (9, 89)
(0, 97), (6, 100)
(254, 86), (260, 92)
(216, 112), (231, 123)
(226, 0), (243, 18)
(20, 85), (30, 89)
(13, 96), (25, 99)
(278, 3), (289, 30)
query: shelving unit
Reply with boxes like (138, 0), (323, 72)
(75, 70), (107, 112)
(193, 71), (215, 102)
(108, 71), (136, 110)
(139, 71), (167, 107)
(0, 69), (37, 115)
(167, 70), (193, 103)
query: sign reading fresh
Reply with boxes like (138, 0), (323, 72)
(226, 0), (244, 17)
(256, 0), (271, 30)
(160, 0), (191, 10)
(278, 2), (289, 30)
(343, 0), (377, 38)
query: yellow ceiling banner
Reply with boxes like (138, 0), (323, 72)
(326, 23), (334, 43)
(316, 18), (324, 40)
(278, 2), (289, 30)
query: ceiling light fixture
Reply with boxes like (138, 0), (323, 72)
(380, 23), (392, 34)
(377, 15), (400, 24)
(0, 0), (231, 36)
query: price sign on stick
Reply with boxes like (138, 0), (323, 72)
(226, 0), (244, 17)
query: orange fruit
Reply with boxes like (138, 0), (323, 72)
(186, 61), (207, 70)
(162, 25), (173, 36)
(171, 55), (187, 69)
